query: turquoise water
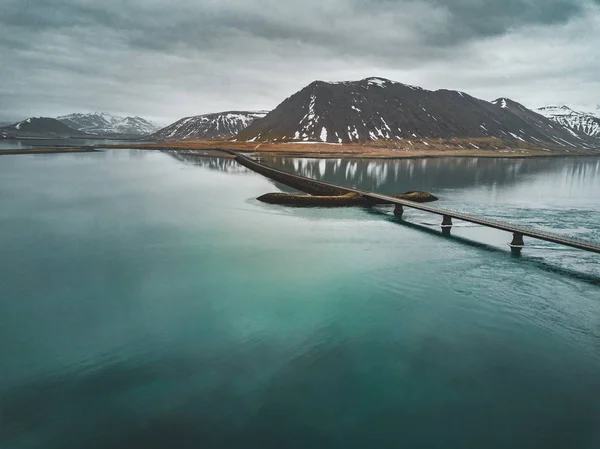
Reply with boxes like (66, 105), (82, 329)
(1, 150), (599, 448)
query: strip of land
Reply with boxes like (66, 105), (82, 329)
(1, 137), (598, 158)
(102, 138), (600, 158)
(0, 147), (99, 156)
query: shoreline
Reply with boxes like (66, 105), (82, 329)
(0, 147), (100, 156)
(1, 138), (598, 159)
(103, 139), (600, 159)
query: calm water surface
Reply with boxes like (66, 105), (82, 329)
(1, 150), (599, 449)
(0, 139), (141, 150)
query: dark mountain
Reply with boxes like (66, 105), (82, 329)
(151, 111), (268, 141)
(57, 112), (160, 137)
(236, 77), (595, 149)
(0, 117), (88, 139)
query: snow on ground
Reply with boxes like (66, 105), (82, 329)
(320, 127), (328, 142)
(288, 142), (342, 145)
(366, 78), (388, 87)
(508, 132), (525, 141)
(538, 105), (600, 138)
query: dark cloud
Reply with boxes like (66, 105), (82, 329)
(0, 0), (599, 122)
(424, 0), (585, 42)
(2, 0), (590, 52)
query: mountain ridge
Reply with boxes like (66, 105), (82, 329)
(0, 117), (88, 139)
(537, 105), (600, 139)
(58, 112), (160, 137)
(151, 111), (268, 141)
(236, 77), (595, 150)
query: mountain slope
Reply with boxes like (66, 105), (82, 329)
(58, 112), (160, 137)
(0, 117), (87, 138)
(150, 111), (268, 141)
(537, 106), (600, 139)
(236, 77), (593, 149)
(109, 116), (160, 136)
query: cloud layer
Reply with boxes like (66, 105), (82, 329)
(1, 0), (599, 123)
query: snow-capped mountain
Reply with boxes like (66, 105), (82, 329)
(57, 112), (160, 137)
(236, 77), (594, 149)
(150, 111), (268, 141)
(108, 116), (160, 136)
(0, 117), (87, 139)
(537, 105), (600, 139)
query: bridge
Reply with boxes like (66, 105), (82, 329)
(218, 149), (600, 255)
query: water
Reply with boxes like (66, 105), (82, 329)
(1, 150), (599, 449)
(0, 138), (142, 151)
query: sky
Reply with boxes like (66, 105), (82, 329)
(1, 0), (599, 124)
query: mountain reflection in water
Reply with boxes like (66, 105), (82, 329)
(164, 151), (249, 174)
(164, 151), (600, 198)
(260, 156), (600, 194)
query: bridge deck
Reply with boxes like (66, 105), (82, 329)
(361, 191), (600, 254)
(224, 150), (600, 254)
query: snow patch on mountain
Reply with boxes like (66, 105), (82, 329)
(492, 98), (508, 109)
(537, 105), (600, 138)
(57, 112), (160, 137)
(14, 118), (32, 130)
(320, 127), (328, 142)
(151, 111), (268, 141)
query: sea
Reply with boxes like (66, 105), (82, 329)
(1, 148), (599, 448)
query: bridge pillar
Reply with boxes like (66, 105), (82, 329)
(510, 232), (525, 247)
(364, 197), (376, 208)
(394, 205), (404, 217)
(441, 215), (453, 227)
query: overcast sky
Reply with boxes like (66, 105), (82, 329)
(1, 0), (599, 124)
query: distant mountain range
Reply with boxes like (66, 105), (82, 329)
(58, 112), (160, 137)
(0, 112), (161, 140)
(537, 105), (600, 139)
(0, 117), (88, 139)
(2, 86), (598, 151)
(150, 111), (268, 141)
(236, 77), (595, 150)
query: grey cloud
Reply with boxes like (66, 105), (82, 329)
(422, 0), (586, 44)
(0, 0), (599, 122)
(3, 0), (593, 54)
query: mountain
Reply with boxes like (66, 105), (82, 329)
(108, 116), (160, 136)
(537, 105), (600, 139)
(57, 112), (160, 137)
(150, 111), (268, 141)
(0, 117), (88, 139)
(236, 77), (594, 149)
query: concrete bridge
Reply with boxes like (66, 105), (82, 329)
(219, 149), (600, 255)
